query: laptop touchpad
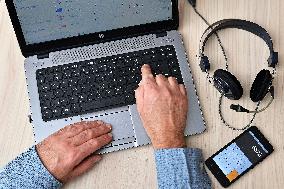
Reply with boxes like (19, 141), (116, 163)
(80, 106), (135, 141)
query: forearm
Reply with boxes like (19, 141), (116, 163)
(155, 148), (211, 189)
(0, 146), (62, 189)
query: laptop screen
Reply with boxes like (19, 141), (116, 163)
(14, 0), (173, 45)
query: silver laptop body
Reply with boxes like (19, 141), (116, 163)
(6, 0), (206, 153)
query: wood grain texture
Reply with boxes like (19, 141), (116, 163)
(0, 0), (283, 188)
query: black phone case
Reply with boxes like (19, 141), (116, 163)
(205, 126), (274, 188)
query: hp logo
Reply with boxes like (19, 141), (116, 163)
(99, 34), (105, 39)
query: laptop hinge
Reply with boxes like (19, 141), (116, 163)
(155, 31), (168, 38)
(37, 53), (49, 59)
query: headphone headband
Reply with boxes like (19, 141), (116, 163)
(199, 19), (278, 71)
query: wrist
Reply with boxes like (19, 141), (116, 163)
(152, 137), (186, 150)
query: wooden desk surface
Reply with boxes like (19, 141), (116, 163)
(0, 0), (283, 188)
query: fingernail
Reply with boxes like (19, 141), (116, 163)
(106, 124), (112, 130)
(108, 133), (113, 137)
(142, 64), (149, 68)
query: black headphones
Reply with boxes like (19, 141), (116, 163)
(199, 19), (278, 114)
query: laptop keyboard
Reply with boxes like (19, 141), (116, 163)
(36, 45), (184, 121)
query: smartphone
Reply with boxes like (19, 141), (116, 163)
(205, 126), (273, 188)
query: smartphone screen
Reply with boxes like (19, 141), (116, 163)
(205, 126), (273, 187)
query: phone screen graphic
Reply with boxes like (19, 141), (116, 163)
(212, 131), (269, 182)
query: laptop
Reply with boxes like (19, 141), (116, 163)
(6, 0), (206, 153)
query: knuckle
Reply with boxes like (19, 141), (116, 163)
(77, 130), (88, 141)
(82, 130), (89, 136)
(144, 77), (154, 83)
(66, 150), (77, 164)
(169, 76), (177, 81)
(90, 139), (100, 147)
(145, 85), (157, 93)
(88, 130), (97, 139)
(65, 139), (74, 147)
(95, 125), (106, 134)
(85, 130), (94, 138)
(163, 88), (172, 98)
(148, 90), (159, 99)
(70, 125), (80, 133)
(156, 74), (165, 80)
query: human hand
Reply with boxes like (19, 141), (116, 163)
(135, 64), (188, 149)
(36, 121), (112, 183)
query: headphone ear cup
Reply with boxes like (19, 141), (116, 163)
(250, 69), (272, 102)
(213, 69), (243, 100)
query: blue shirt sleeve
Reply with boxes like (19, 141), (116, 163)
(0, 146), (62, 189)
(155, 148), (211, 189)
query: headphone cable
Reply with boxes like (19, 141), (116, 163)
(218, 94), (260, 131)
(193, 7), (229, 71)
(230, 86), (274, 114)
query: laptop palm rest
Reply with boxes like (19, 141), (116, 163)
(80, 106), (136, 153)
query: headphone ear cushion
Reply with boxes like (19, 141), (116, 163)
(214, 69), (243, 100)
(250, 70), (272, 102)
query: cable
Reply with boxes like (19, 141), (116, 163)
(219, 94), (260, 131)
(249, 98), (273, 113)
(230, 96), (274, 114)
(193, 7), (229, 71)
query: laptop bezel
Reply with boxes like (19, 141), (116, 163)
(5, 0), (179, 58)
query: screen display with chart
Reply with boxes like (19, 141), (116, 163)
(13, 0), (172, 45)
(212, 131), (269, 182)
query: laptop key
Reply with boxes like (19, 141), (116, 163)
(36, 45), (183, 121)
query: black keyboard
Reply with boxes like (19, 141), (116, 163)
(36, 45), (183, 121)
